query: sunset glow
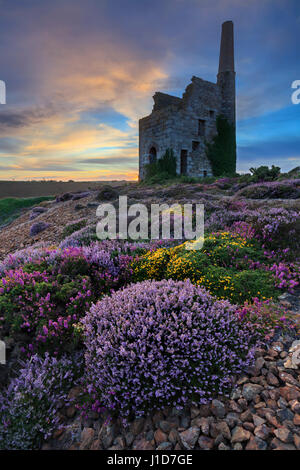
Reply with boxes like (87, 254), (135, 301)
(0, 0), (299, 180)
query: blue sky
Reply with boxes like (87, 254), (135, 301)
(0, 0), (299, 180)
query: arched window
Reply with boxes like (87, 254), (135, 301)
(149, 147), (157, 164)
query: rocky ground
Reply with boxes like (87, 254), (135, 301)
(1, 181), (300, 451)
(41, 335), (300, 451)
(0, 191), (99, 259)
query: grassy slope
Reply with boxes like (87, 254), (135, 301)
(0, 196), (54, 228)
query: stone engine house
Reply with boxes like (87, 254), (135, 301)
(139, 21), (236, 180)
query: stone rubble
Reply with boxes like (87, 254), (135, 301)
(43, 334), (300, 451)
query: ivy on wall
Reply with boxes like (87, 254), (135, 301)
(205, 115), (236, 176)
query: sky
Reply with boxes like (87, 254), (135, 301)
(0, 0), (299, 181)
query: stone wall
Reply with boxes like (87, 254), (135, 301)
(139, 76), (223, 180)
(138, 20), (236, 180)
(153, 92), (182, 112)
(139, 106), (179, 180)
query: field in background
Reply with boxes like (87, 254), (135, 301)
(0, 196), (54, 228)
(0, 180), (127, 199)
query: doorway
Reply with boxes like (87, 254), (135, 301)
(149, 147), (157, 164)
(180, 150), (187, 175)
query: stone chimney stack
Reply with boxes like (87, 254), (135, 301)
(217, 21), (236, 127)
(218, 20), (235, 74)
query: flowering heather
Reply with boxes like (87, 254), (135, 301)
(205, 207), (259, 232)
(237, 179), (300, 199)
(204, 200), (300, 256)
(0, 353), (83, 450)
(230, 221), (256, 240)
(0, 242), (133, 280)
(0, 242), (134, 356)
(30, 221), (50, 236)
(0, 267), (91, 355)
(250, 207), (300, 252)
(0, 245), (56, 274)
(59, 222), (179, 250)
(71, 191), (91, 201)
(59, 225), (96, 248)
(238, 298), (296, 339)
(267, 262), (299, 292)
(83, 279), (259, 419)
(30, 207), (48, 220)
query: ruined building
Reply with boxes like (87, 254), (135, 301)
(139, 21), (236, 180)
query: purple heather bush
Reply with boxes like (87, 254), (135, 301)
(0, 244), (54, 274)
(30, 221), (50, 237)
(0, 352), (83, 450)
(55, 192), (72, 203)
(267, 262), (300, 291)
(71, 191), (91, 201)
(250, 207), (300, 252)
(238, 298), (296, 339)
(59, 225), (96, 248)
(206, 209), (251, 232)
(0, 242), (134, 356)
(30, 207), (48, 220)
(205, 204), (259, 232)
(0, 239), (174, 277)
(237, 179), (300, 199)
(206, 203), (300, 257)
(0, 242), (131, 278)
(230, 221), (256, 240)
(83, 279), (259, 419)
(59, 229), (178, 251)
(31, 206), (48, 213)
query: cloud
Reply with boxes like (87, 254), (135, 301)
(237, 138), (300, 173)
(0, 104), (62, 129)
(0, 0), (298, 180)
(0, 6), (168, 180)
(80, 156), (137, 164)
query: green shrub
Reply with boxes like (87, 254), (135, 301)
(236, 174), (252, 184)
(133, 248), (171, 281)
(144, 171), (171, 185)
(144, 148), (177, 182)
(249, 165), (281, 182)
(132, 233), (279, 304)
(225, 270), (278, 304)
(96, 185), (118, 201)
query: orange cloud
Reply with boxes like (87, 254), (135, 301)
(0, 23), (169, 181)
